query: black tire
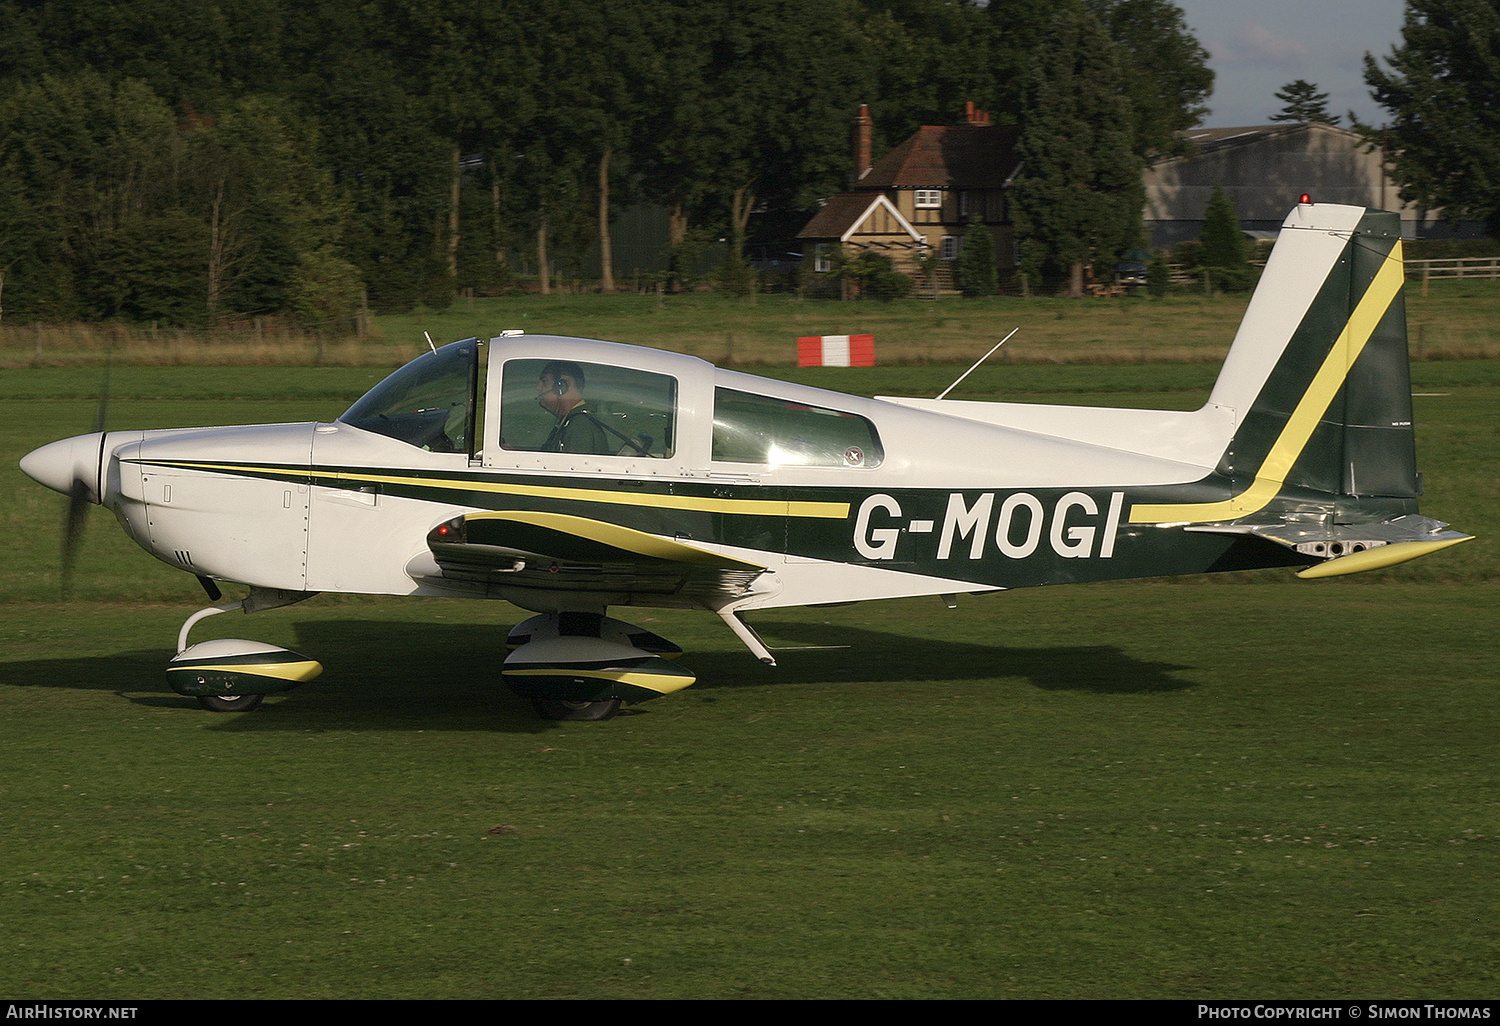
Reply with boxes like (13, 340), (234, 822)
(196, 693), (265, 713)
(531, 698), (621, 721)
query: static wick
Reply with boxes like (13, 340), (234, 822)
(936, 327), (1019, 400)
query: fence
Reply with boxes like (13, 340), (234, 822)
(1406, 257), (1500, 291)
(1164, 257), (1500, 294)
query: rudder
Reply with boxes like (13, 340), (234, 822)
(1217, 205), (1417, 501)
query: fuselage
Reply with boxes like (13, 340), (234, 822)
(23, 333), (1331, 616)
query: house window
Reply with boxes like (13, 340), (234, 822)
(940, 235), (958, 259)
(814, 243), (833, 274)
(914, 189), (942, 209)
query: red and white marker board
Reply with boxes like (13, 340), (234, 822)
(797, 334), (875, 367)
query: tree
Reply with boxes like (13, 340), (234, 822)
(0, 71), (185, 321)
(1197, 186), (1254, 291)
(855, 0), (1002, 142)
(637, 1), (873, 280)
(1271, 79), (1340, 124)
(957, 219), (999, 296)
(1085, 0), (1214, 159)
(1363, 0), (1500, 236)
(1011, 0), (1144, 297)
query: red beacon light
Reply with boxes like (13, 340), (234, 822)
(1298, 193), (1312, 205)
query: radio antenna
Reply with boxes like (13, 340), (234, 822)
(424, 331), (438, 354)
(936, 327), (1018, 399)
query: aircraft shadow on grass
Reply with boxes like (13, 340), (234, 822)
(0, 617), (1197, 733)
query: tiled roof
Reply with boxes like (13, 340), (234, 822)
(797, 193), (883, 239)
(797, 193), (920, 241)
(858, 123), (1022, 190)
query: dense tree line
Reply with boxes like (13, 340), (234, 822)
(1363, 0), (1500, 237)
(0, 0), (1215, 326)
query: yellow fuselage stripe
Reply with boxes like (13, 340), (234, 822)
(1130, 242), (1405, 525)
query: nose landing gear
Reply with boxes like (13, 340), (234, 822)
(166, 590), (322, 712)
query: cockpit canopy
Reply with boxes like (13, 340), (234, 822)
(338, 334), (884, 471)
(339, 339), (480, 454)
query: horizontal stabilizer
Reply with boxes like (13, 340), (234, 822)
(1186, 515), (1472, 578)
(1295, 536), (1471, 578)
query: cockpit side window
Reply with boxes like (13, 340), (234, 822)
(499, 359), (676, 458)
(339, 339), (481, 453)
(712, 388), (883, 468)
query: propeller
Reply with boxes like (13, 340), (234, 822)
(59, 361), (110, 598)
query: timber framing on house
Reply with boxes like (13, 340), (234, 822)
(798, 103), (1022, 292)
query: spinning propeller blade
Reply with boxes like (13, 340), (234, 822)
(60, 363), (110, 598)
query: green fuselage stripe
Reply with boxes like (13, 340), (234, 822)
(131, 460), (850, 520)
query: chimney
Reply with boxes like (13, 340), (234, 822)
(853, 104), (873, 181)
(964, 101), (990, 126)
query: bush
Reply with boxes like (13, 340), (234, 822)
(716, 254), (757, 297)
(844, 252), (912, 302)
(957, 220), (999, 297)
(290, 247), (365, 334)
(1146, 256), (1172, 298)
(1206, 264), (1260, 293)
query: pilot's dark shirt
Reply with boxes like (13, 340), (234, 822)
(543, 405), (609, 454)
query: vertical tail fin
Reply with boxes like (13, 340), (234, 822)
(1212, 203), (1417, 499)
(1134, 203), (1418, 525)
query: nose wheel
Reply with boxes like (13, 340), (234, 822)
(531, 697), (621, 721)
(168, 594), (322, 712)
(197, 693), (265, 713)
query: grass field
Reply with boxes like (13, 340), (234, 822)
(1, 356), (1496, 999)
(5, 276), (1500, 370)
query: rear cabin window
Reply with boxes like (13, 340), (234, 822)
(712, 388), (883, 468)
(499, 359), (676, 458)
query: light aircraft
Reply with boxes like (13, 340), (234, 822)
(19, 202), (1472, 720)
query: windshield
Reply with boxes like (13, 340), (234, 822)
(340, 339), (481, 453)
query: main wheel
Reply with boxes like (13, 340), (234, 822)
(196, 693), (265, 713)
(531, 698), (621, 721)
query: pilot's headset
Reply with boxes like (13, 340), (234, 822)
(541, 361), (585, 398)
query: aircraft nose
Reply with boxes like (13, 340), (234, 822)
(19, 433), (106, 502)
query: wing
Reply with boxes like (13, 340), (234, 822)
(423, 510), (771, 606)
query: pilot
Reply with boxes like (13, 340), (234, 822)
(537, 361), (609, 454)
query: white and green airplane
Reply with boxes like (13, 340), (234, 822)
(20, 201), (1472, 720)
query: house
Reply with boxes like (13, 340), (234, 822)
(797, 104), (1022, 288)
(797, 110), (1479, 294)
(1143, 122), (1426, 247)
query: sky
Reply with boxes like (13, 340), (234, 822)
(1170, 0), (1409, 128)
